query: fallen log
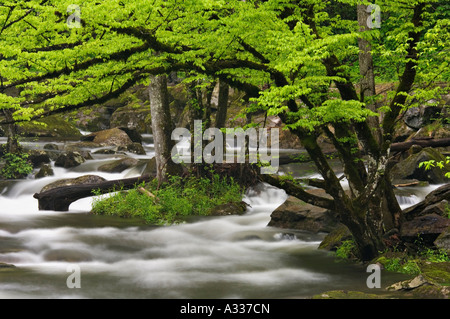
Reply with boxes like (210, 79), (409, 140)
(390, 137), (450, 153)
(277, 138), (450, 165)
(33, 174), (154, 211)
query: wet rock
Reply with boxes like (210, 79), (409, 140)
(208, 201), (249, 216)
(35, 164), (54, 179)
(141, 157), (157, 176)
(82, 128), (134, 147)
(390, 147), (450, 184)
(403, 184), (450, 220)
(318, 224), (352, 251)
(98, 158), (140, 173)
(268, 195), (340, 233)
(26, 150), (50, 168)
(119, 142), (146, 155)
(55, 151), (86, 168)
(434, 226), (450, 254)
(43, 143), (60, 151)
(387, 274), (428, 291)
(41, 174), (106, 192)
(400, 213), (450, 245)
(0, 262), (16, 269)
(387, 263), (450, 299)
(93, 148), (119, 155)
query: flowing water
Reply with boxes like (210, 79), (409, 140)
(0, 136), (431, 299)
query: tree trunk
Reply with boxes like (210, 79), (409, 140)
(357, 4), (381, 143)
(149, 74), (181, 184)
(2, 109), (20, 154)
(215, 79), (229, 129)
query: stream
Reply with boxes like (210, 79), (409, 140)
(0, 135), (434, 299)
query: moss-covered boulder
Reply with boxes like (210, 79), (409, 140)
(318, 224), (353, 251)
(17, 115), (82, 140)
(387, 262), (450, 299)
(390, 147), (450, 184)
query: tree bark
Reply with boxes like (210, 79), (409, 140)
(149, 74), (181, 184)
(215, 79), (229, 129)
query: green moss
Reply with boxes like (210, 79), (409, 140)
(419, 262), (450, 285)
(18, 115), (82, 139)
(312, 290), (384, 299)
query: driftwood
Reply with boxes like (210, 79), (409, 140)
(33, 174), (154, 211)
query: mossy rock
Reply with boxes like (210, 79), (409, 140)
(17, 115), (82, 140)
(312, 290), (384, 299)
(390, 147), (450, 184)
(208, 201), (249, 216)
(419, 261), (450, 286)
(110, 105), (152, 134)
(318, 224), (352, 251)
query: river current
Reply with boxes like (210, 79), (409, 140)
(0, 136), (428, 298)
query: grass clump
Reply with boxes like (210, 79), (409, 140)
(91, 173), (244, 225)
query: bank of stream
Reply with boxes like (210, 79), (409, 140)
(0, 135), (427, 298)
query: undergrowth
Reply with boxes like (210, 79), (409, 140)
(91, 173), (244, 225)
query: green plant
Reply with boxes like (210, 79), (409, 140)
(419, 156), (450, 178)
(335, 239), (357, 260)
(0, 153), (33, 179)
(91, 174), (244, 225)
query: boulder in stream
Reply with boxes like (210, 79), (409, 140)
(55, 151), (86, 168)
(82, 128), (134, 147)
(35, 164), (54, 179)
(98, 158), (140, 173)
(268, 195), (340, 233)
